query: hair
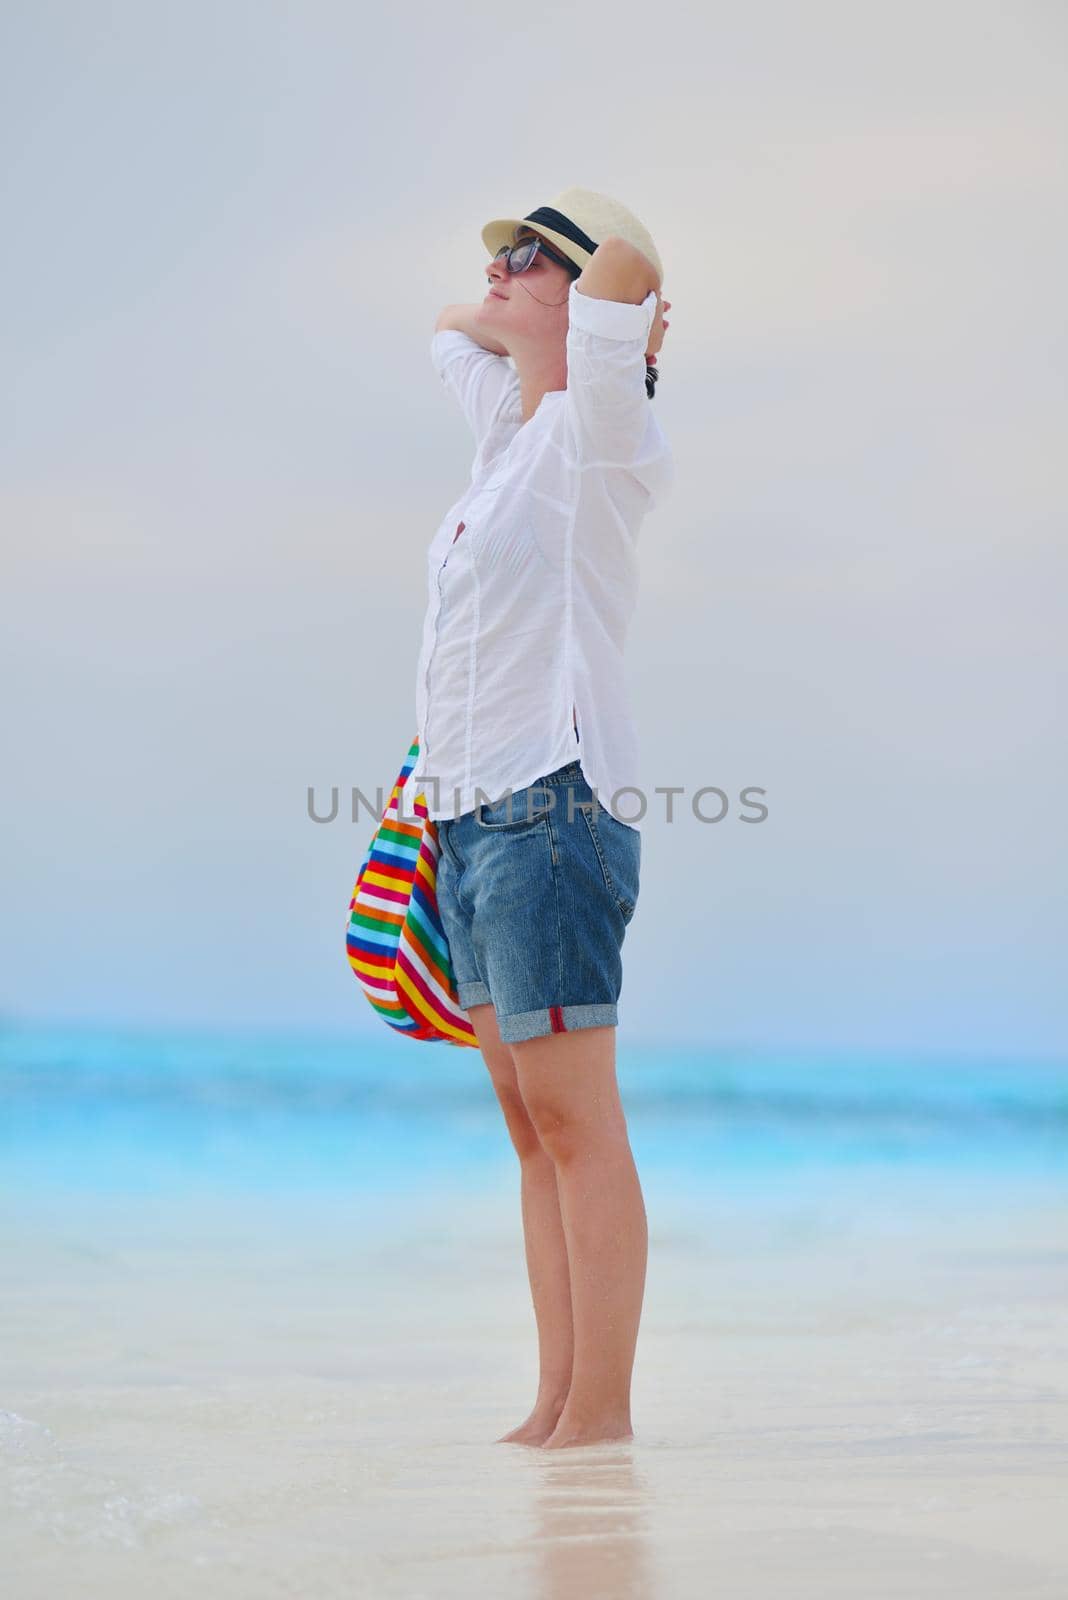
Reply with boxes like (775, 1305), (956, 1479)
(560, 256), (659, 401)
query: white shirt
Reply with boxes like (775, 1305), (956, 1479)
(410, 278), (673, 829)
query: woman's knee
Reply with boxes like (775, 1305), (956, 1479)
(467, 1003), (545, 1159)
(511, 1026), (628, 1160)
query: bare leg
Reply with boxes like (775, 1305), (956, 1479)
(510, 1024), (647, 1448)
(466, 1003), (574, 1445)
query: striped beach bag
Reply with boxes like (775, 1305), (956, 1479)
(345, 734), (478, 1047)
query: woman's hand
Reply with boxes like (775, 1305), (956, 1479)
(645, 291), (671, 364)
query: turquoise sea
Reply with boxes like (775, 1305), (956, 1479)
(4, 1016), (1067, 1598)
(3, 1017), (1065, 1204)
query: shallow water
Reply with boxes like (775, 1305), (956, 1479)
(2, 1021), (1066, 1598)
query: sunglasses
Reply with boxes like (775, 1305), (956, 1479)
(492, 235), (579, 277)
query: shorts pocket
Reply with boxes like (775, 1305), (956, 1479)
(581, 805), (642, 923)
(474, 779), (554, 830)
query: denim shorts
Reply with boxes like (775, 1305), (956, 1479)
(434, 760), (641, 1045)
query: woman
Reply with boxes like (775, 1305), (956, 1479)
(413, 187), (673, 1450)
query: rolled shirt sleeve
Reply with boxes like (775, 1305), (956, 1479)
(564, 280), (657, 467)
(430, 330), (520, 450)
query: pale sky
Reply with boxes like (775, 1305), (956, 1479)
(2, 0), (1066, 1058)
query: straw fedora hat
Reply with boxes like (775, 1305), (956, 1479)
(481, 185), (663, 284)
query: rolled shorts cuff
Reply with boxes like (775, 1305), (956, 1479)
(496, 1003), (619, 1044)
(456, 978), (493, 1009)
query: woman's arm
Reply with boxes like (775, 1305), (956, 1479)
(430, 308), (518, 445)
(563, 244), (662, 469)
(573, 237), (665, 363)
(434, 303), (510, 356)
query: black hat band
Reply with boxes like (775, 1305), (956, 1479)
(522, 206), (599, 257)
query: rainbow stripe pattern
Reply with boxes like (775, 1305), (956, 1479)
(345, 733), (478, 1047)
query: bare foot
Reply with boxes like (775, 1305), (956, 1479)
(539, 1413), (634, 1450)
(496, 1397), (568, 1447)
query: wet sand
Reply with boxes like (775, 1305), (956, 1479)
(3, 1172), (1066, 1598)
